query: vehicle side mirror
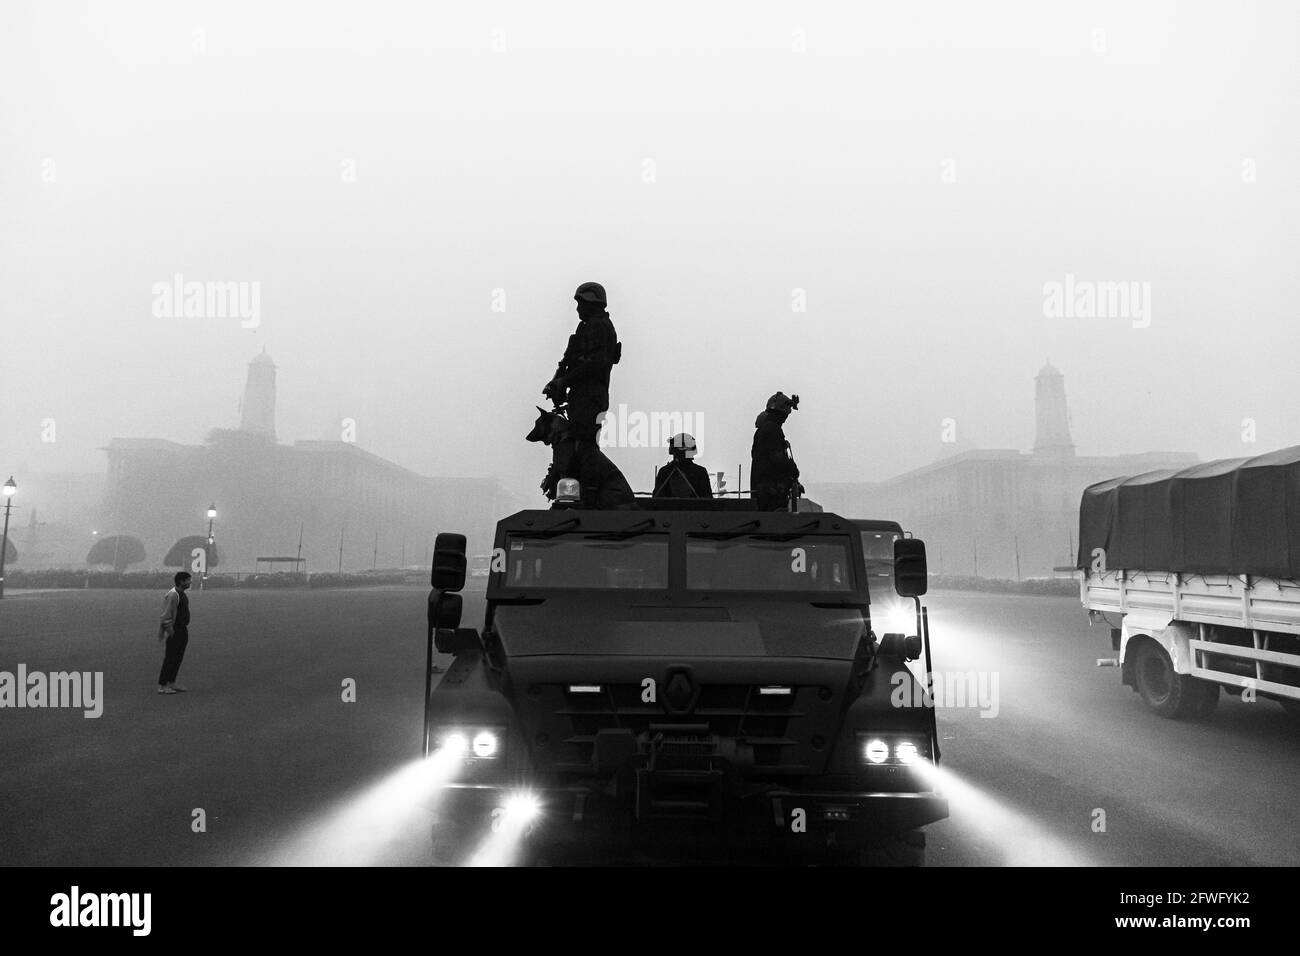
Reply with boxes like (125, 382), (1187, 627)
(429, 590), (463, 631)
(894, 538), (928, 597)
(431, 532), (467, 591)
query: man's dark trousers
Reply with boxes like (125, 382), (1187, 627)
(159, 626), (189, 685)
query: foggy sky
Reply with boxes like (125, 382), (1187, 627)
(3, 0), (1298, 505)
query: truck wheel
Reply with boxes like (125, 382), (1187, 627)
(859, 829), (925, 867)
(1131, 640), (1213, 719)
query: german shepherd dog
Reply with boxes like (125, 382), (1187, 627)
(525, 405), (635, 509)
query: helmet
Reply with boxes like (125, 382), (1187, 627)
(669, 433), (698, 459)
(765, 392), (799, 415)
(574, 281), (607, 306)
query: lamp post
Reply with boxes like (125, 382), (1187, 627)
(0, 477), (15, 599)
(204, 503), (217, 589)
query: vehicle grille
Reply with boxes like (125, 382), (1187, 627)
(532, 683), (817, 774)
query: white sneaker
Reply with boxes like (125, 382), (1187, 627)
(159, 686), (178, 695)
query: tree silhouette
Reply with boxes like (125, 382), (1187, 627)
(164, 536), (219, 569)
(87, 535), (146, 573)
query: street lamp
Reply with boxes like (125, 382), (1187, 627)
(203, 503), (217, 589)
(0, 477), (16, 600)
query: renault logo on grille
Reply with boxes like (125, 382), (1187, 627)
(663, 667), (699, 715)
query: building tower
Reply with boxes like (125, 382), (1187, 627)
(239, 348), (277, 439)
(1033, 360), (1074, 457)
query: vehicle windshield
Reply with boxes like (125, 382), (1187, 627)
(505, 534), (669, 589)
(686, 535), (855, 592)
(861, 531), (899, 566)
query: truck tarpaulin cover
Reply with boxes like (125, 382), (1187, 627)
(1077, 446), (1300, 577)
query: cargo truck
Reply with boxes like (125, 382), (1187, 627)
(1077, 447), (1300, 718)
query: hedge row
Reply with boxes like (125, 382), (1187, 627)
(5, 569), (409, 590)
(928, 574), (1080, 597)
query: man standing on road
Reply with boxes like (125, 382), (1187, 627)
(157, 571), (192, 695)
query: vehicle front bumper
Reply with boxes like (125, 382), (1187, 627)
(431, 780), (948, 861)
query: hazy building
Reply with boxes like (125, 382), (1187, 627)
(103, 353), (517, 571)
(1033, 362), (1075, 458)
(239, 347), (277, 439)
(810, 363), (1199, 579)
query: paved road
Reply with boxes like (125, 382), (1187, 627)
(922, 590), (1300, 867)
(1, 586), (1295, 866)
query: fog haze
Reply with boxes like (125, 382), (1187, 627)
(3, 0), (1298, 500)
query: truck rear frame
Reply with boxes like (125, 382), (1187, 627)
(1083, 568), (1300, 713)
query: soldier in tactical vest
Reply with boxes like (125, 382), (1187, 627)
(543, 282), (620, 447)
(751, 392), (802, 511)
(653, 433), (714, 499)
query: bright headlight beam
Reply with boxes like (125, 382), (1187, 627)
(864, 738), (889, 764)
(878, 603), (916, 636)
(914, 762), (1099, 867)
(472, 731), (499, 758)
(466, 791), (543, 867)
(258, 747), (463, 866)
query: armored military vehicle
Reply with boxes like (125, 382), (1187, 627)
(422, 489), (946, 865)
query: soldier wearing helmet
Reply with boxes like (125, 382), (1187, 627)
(653, 433), (714, 499)
(543, 281), (621, 447)
(751, 391), (803, 511)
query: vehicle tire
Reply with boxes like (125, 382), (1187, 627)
(1131, 640), (1212, 719)
(859, 829), (925, 867)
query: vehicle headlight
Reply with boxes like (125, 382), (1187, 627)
(502, 791), (542, 821)
(876, 602), (916, 636)
(437, 726), (505, 761)
(857, 733), (931, 767)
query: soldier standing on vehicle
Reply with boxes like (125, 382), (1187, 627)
(750, 392), (802, 511)
(543, 282), (621, 449)
(653, 433), (714, 499)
